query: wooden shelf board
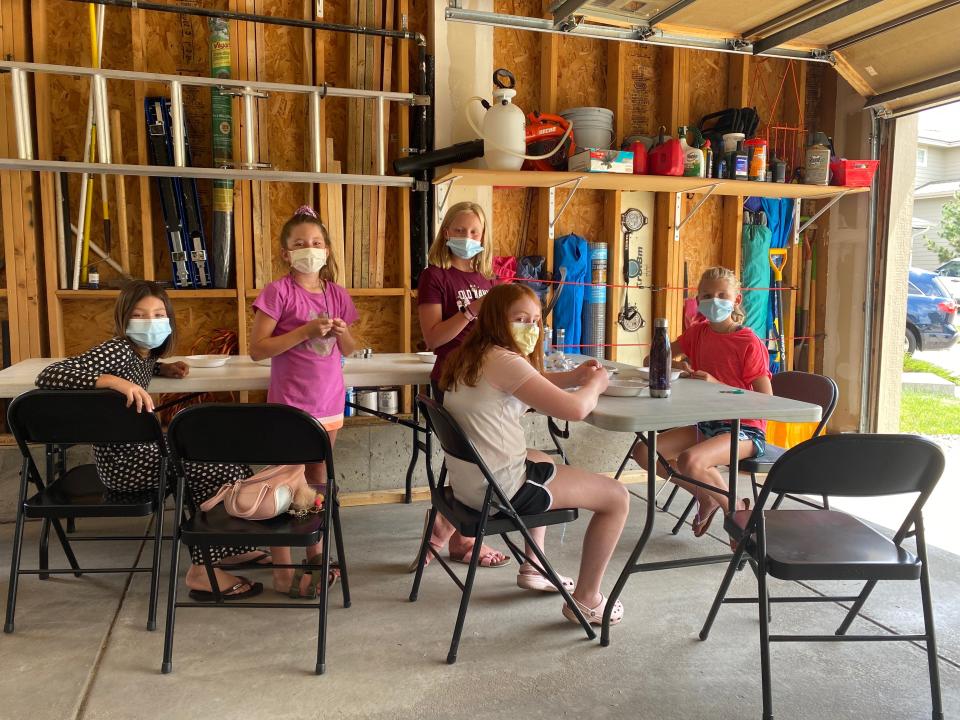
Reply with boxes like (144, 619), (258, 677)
(434, 168), (870, 200)
(57, 289), (239, 299)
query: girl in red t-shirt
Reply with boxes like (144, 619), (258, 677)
(632, 266), (772, 536)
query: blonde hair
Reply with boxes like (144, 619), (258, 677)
(279, 211), (340, 285)
(698, 266), (745, 323)
(427, 202), (494, 278)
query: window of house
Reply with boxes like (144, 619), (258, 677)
(917, 147), (928, 167)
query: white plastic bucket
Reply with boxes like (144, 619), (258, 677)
(561, 106), (614, 150)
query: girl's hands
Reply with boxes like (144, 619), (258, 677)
(467, 296), (484, 316)
(158, 361), (189, 379)
(679, 361), (717, 383)
(330, 318), (349, 336)
(571, 359), (604, 387)
(303, 317), (334, 339)
(97, 374), (155, 413)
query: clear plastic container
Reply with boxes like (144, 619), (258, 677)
(312, 312), (337, 357)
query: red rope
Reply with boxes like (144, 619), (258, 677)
(505, 275), (798, 293)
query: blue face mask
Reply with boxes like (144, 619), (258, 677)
(698, 298), (735, 323)
(446, 237), (483, 260)
(126, 318), (172, 350)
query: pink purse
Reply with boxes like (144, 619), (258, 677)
(199, 464), (306, 520)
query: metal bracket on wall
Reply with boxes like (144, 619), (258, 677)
(793, 188), (852, 242)
(547, 176), (584, 241)
(673, 182), (720, 241)
(435, 175), (460, 215)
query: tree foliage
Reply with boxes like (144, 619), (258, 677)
(927, 191), (960, 263)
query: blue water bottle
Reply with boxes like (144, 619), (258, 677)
(344, 386), (355, 417)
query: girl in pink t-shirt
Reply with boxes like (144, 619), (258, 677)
(631, 266), (772, 537)
(250, 206), (358, 597)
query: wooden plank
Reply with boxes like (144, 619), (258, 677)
(312, 0), (328, 226)
(366, 0), (383, 289)
(603, 192), (623, 363)
(252, 0), (270, 289)
(396, 0), (412, 412)
(130, 3), (154, 282)
(0, 0), (23, 361)
(344, 1), (360, 288)
(360, 0), (375, 289)
(374, 0), (394, 289)
(325, 139), (345, 286)
(109, 108), (131, 274)
(721, 54), (750, 274)
(234, 0), (256, 295)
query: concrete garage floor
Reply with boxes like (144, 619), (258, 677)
(1, 492), (958, 720)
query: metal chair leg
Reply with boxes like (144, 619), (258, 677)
(38, 518), (51, 581)
(4, 466), (29, 634)
(331, 496), (350, 608)
(409, 507), (437, 602)
(316, 501), (332, 675)
(699, 541), (747, 640)
(659, 484), (681, 512)
(446, 528), (486, 664)
(757, 544), (773, 719)
(160, 524), (182, 673)
(66, 518), (77, 533)
(671, 496), (696, 535)
(146, 493), (165, 631)
(49, 518), (82, 577)
(916, 523), (944, 720)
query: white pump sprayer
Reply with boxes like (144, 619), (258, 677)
(465, 69), (574, 171)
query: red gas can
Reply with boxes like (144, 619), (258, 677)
(630, 141), (648, 174)
(648, 138), (683, 176)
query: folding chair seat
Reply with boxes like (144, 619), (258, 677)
(409, 395), (594, 664)
(700, 433), (945, 720)
(4, 389), (168, 633)
(162, 403), (349, 676)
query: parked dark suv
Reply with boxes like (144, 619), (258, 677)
(907, 267), (958, 354)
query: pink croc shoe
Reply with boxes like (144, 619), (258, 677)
(517, 568), (575, 593)
(562, 594), (624, 626)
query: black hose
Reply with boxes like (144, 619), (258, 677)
(393, 140), (483, 175)
(71, 0), (427, 46)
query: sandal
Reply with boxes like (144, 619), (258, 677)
(449, 545), (511, 568)
(693, 497), (750, 538)
(517, 567), (575, 593)
(561, 593), (624, 626)
(188, 575), (263, 603)
(282, 561), (340, 599)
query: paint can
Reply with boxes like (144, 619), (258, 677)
(355, 388), (378, 416)
(378, 387), (399, 415)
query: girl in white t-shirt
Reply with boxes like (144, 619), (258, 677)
(439, 284), (630, 625)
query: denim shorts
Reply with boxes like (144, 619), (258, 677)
(696, 420), (766, 458)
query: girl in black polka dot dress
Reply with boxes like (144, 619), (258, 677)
(36, 280), (265, 601)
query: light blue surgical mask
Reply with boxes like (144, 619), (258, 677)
(126, 318), (172, 350)
(446, 237), (483, 259)
(698, 298), (735, 323)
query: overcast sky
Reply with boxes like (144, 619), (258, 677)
(919, 101), (960, 136)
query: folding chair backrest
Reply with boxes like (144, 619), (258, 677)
(771, 371), (838, 436)
(417, 395), (506, 502)
(767, 433), (944, 499)
(167, 403), (330, 466)
(7, 389), (165, 453)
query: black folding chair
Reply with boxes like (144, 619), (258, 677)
(162, 403), (349, 675)
(659, 371), (838, 531)
(4, 389), (168, 633)
(699, 434), (945, 720)
(409, 395), (594, 664)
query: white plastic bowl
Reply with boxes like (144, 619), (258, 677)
(185, 354), (230, 368)
(635, 367), (682, 381)
(416, 352), (437, 364)
(601, 380), (647, 397)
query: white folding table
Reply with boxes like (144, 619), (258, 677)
(0, 354), (435, 502)
(584, 378), (822, 645)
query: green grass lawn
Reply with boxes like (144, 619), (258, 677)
(900, 389), (960, 434)
(904, 354), (960, 384)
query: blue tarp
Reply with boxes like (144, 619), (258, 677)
(553, 233), (589, 353)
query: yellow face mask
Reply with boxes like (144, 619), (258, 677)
(510, 321), (540, 356)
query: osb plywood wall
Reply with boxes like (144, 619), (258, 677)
(490, 17), (822, 294)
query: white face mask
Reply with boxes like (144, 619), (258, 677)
(288, 247), (328, 274)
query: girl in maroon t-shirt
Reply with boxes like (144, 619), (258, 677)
(411, 202), (510, 570)
(631, 266), (772, 537)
